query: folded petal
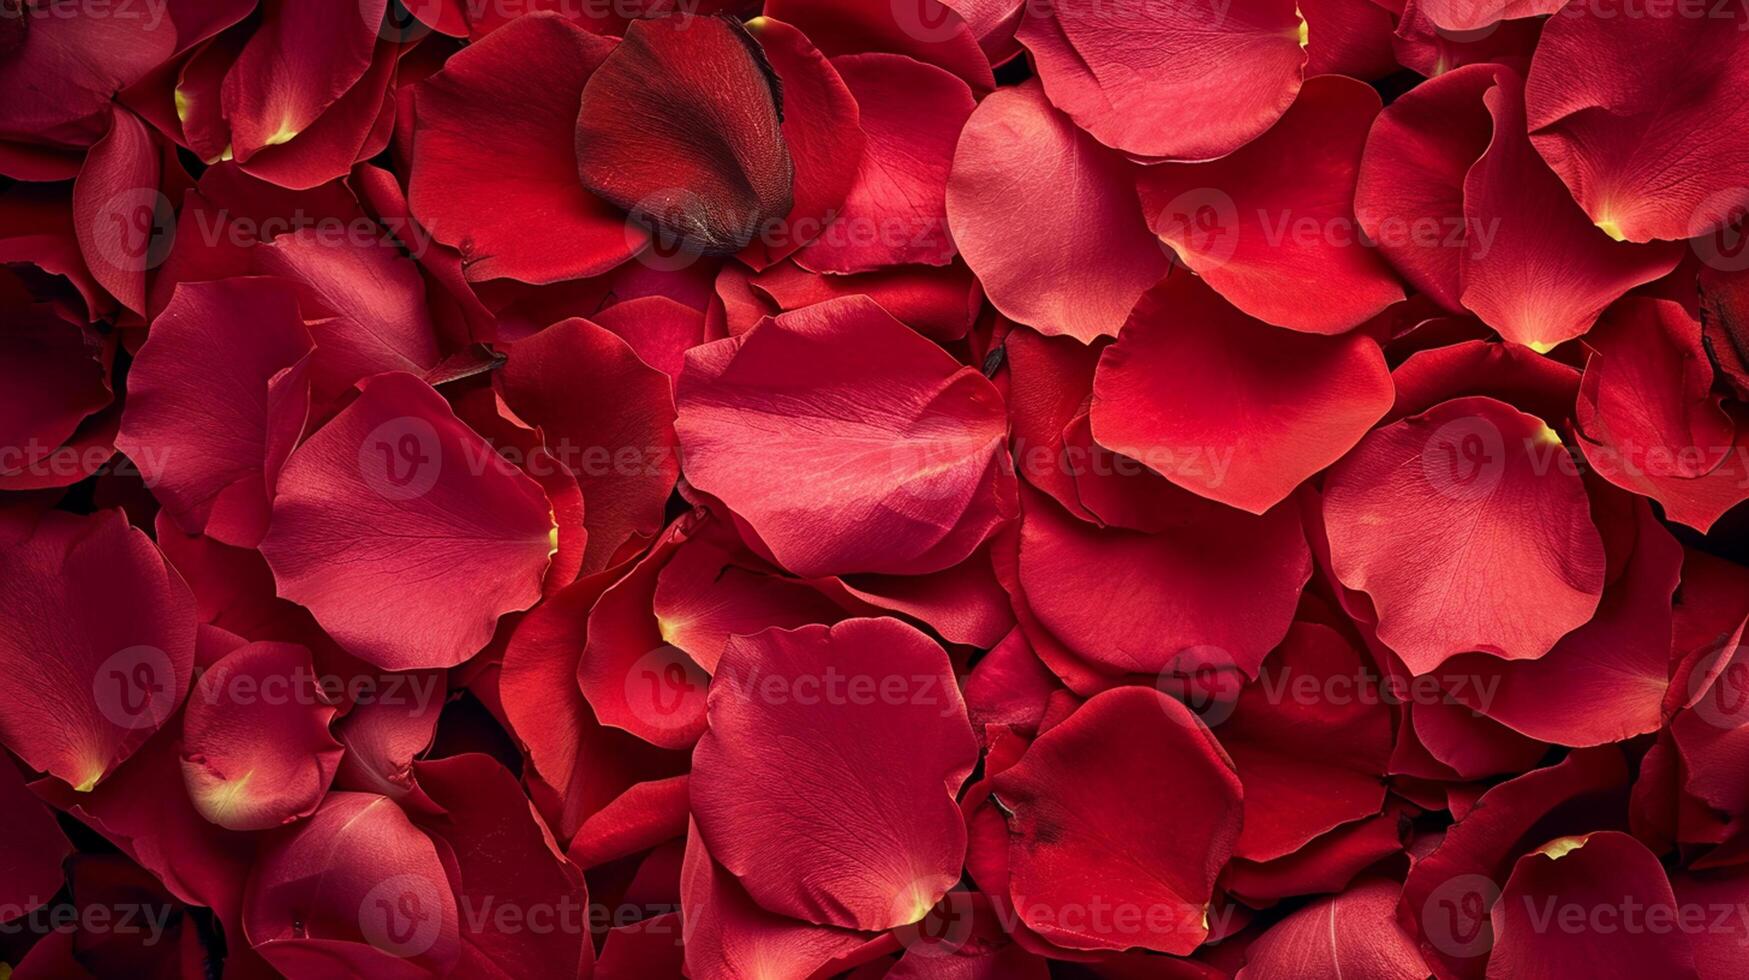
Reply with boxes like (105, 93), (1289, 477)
(1576, 296), (1749, 532)
(71, 108), (161, 316)
(222, 0), (384, 162)
(259, 372), (555, 671)
(117, 278), (314, 547)
(738, 16), (864, 269)
(499, 317), (679, 573)
(409, 13), (634, 284)
(1458, 66), (1679, 349)
(1323, 395), (1605, 675)
(575, 14), (792, 256)
(1092, 273), (1393, 514)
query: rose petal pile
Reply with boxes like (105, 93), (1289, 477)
(3, 0), (1749, 977)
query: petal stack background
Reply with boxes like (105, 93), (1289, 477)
(2, 0), (1749, 977)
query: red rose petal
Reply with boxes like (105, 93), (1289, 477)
(244, 792), (460, 976)
(752, 259), (981, 343)
(1526, 0), (1749, 243)
(1400, 748), (1628, 979)
(1240, 876), (1426, 980)
(71, 108), (159, 316)
(0, 510), (195, 792)
(180, 641), (343, 831)
(1220, 623), (1393, 863)
(0, 758), (71, 924)
(568, 774), (689, 869)
(416, 753), (594, 978)
(947, 81), (1170, 342)
(409, 14), (634, 284)
(675, 296), (1010, 577)
(991, 687), (1242, 953)
(498, 316), (680, 573)
(681, 820), (884, 980)
(1323, 395), (1606, 675)
(116, 278), (314, 547)
(1015, 484), (1310, 689)
(763, 0), (994, 89)
(1437, 492), (1681, 747)
(1457, 66), (1679, 350)
(691, 619), (978, 931)
(738, 16), (865, 269)
(1488, 832), (1698, 980)
(575, 14), (792, 256)
(221, 0), (384, 163)
(249, 229), (444, 416)
(1016, 0), (1305, 160)
(1576, 296), (1749, 532)
(259, 372), (555, 671)
(1135, 75), (1403, 334)
(795, 53), (973, 273)
(1091, 273), (1394, 514)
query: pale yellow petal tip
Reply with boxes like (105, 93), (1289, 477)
(73, 771), (102, 793)
(894, 882), (937, 926)
(746, 15), (769, 33)
(656, 615), (680, 645)
(1, 960), (14, 980)
(1596, 218), (1627, 242)
(1201, 904), (1211, 931)
(1296, 13), (1309, 48)
(1537, 834), (1589, 860)
(264, 123), (299, 147)
(173, 88), (191, 123)
(548, 525), (560, 557)
(1534, 422), (1563, 447)
(1526, 339), (1559, 355)
(219, 144), (235, 163)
